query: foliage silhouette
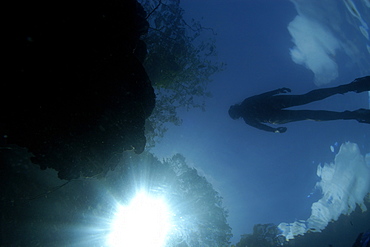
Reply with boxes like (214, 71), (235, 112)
(112, 151), (232, 246)
(138, 0), (225, 146)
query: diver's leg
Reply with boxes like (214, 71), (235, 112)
(272, 76), (370, 108)
(277, 109), (370, 123)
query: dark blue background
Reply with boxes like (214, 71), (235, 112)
(152, 0), (370, 243)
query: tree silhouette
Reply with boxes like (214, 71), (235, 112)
(138, 0), (225, 146)
(113, 151), (232, 246)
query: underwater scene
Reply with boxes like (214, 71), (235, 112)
(1, 0), (370, 246)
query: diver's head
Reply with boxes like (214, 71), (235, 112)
(228, 104), (242, 120)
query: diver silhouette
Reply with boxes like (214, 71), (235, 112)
(228, 76), (370, 133)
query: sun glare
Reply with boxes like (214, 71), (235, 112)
(107, 192), (172, 247)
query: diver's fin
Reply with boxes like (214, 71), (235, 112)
(355, 108), (370, 123)
(350, 76), (370, 93)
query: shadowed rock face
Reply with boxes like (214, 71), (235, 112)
(2, 0), (155, 180)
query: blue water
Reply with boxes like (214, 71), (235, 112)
(2, 0), (369, 247)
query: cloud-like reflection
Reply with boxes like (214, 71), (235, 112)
(288, 0), (370, 86)
(288, 15), (340, 86)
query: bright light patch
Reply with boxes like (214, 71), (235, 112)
(107, 192), (171, 247)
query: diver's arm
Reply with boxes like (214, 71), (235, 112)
(257, 87), (291, 98)
(244, 118), (287, 133)
(240, 88), (291, 107)
(241, 88), (291, 105)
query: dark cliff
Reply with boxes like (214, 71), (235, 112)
(1, 0), (155, 179)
